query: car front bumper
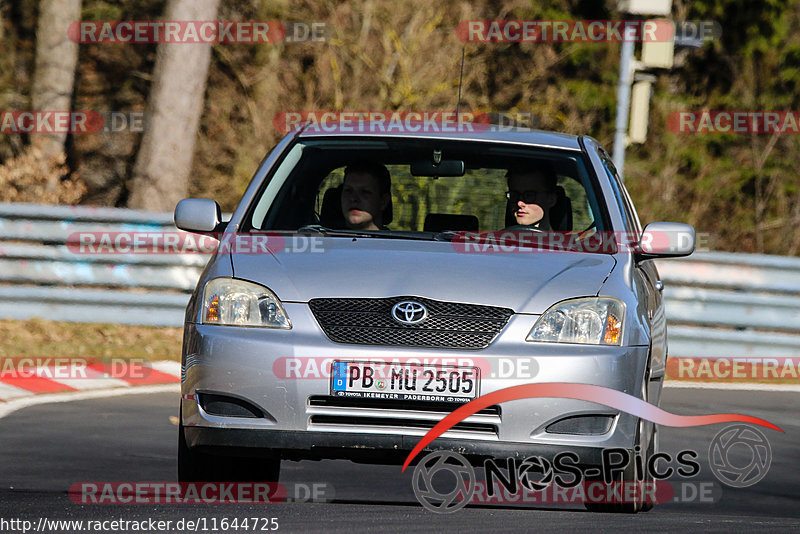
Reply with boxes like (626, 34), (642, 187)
(181, 304), (652, 463)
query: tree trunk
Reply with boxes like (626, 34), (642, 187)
(30, 0), (81, 161)
(127, 0), (221, 212)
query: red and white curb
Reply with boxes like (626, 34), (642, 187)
(0, 360), (180, 419)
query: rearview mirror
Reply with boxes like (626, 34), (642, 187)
(174, 198), (222, 234)
(410, 159), (465, 177)
(637, 222), (695, 259)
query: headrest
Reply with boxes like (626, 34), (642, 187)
(424, 213), (480, 232)
(320, 185), (346, 228)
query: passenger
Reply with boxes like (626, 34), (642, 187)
(504, 164), (558, 231)
(340, 162), (392, 230)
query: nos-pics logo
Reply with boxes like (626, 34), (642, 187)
(412, 424), (772, 513)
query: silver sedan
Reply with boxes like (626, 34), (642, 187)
(175, 127), (694, 513)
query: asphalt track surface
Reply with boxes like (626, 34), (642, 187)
(0, 388), (798, 533)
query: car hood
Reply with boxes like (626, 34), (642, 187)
(231, 237), (616, 314)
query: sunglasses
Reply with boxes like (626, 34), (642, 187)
(505, 189), (551, 204)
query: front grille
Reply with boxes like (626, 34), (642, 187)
(309, 296), (513, 349)
(307, 395), (501, 438)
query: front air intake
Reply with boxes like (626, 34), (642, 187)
(545, 414), (615, 435)
(197, 393), (263, 418)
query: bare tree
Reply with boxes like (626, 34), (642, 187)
(127, 0), (221, 211)
(30, 0), (81, 162)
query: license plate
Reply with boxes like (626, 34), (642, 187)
(330, 361), (480, 402)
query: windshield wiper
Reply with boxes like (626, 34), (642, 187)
(432, 230), (470, 242)
(296, 225), (372, 237)
(295, 225), (430, 240)
(296, 224), (329, 234)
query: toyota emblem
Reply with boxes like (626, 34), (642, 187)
(391, 300), (428, 325)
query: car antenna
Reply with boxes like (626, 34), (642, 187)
(455, 46), (465, 124)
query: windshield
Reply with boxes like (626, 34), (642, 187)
(247, 137), (610, 249)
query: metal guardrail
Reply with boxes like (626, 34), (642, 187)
(0, 202), (204, 326)
(1, 202), (798, 358)
(656, 252), (800, 359)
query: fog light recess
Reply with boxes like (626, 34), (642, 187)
(197, 393), (263, 418)
(545, 415), (615, 435)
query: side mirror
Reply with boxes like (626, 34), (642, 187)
(174, 198), (222, 234)
(637, 222), (695, 259)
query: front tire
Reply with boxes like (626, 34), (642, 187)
(178, 412), (280, 483)
(639, 425), (657, 513)
(584, 421), (652, 514)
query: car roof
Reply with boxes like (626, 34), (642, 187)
(296, 125), (584, 152)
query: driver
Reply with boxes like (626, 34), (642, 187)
(340, 162), (392, 230)
(504, 164), (558, 231)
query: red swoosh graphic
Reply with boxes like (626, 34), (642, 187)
(401, 382), (782, 472)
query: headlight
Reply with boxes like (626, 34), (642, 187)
(202, 278), (291, 328)
(527, 297), (625, 345)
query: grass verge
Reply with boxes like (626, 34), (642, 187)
(0, 318), (182, 361)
